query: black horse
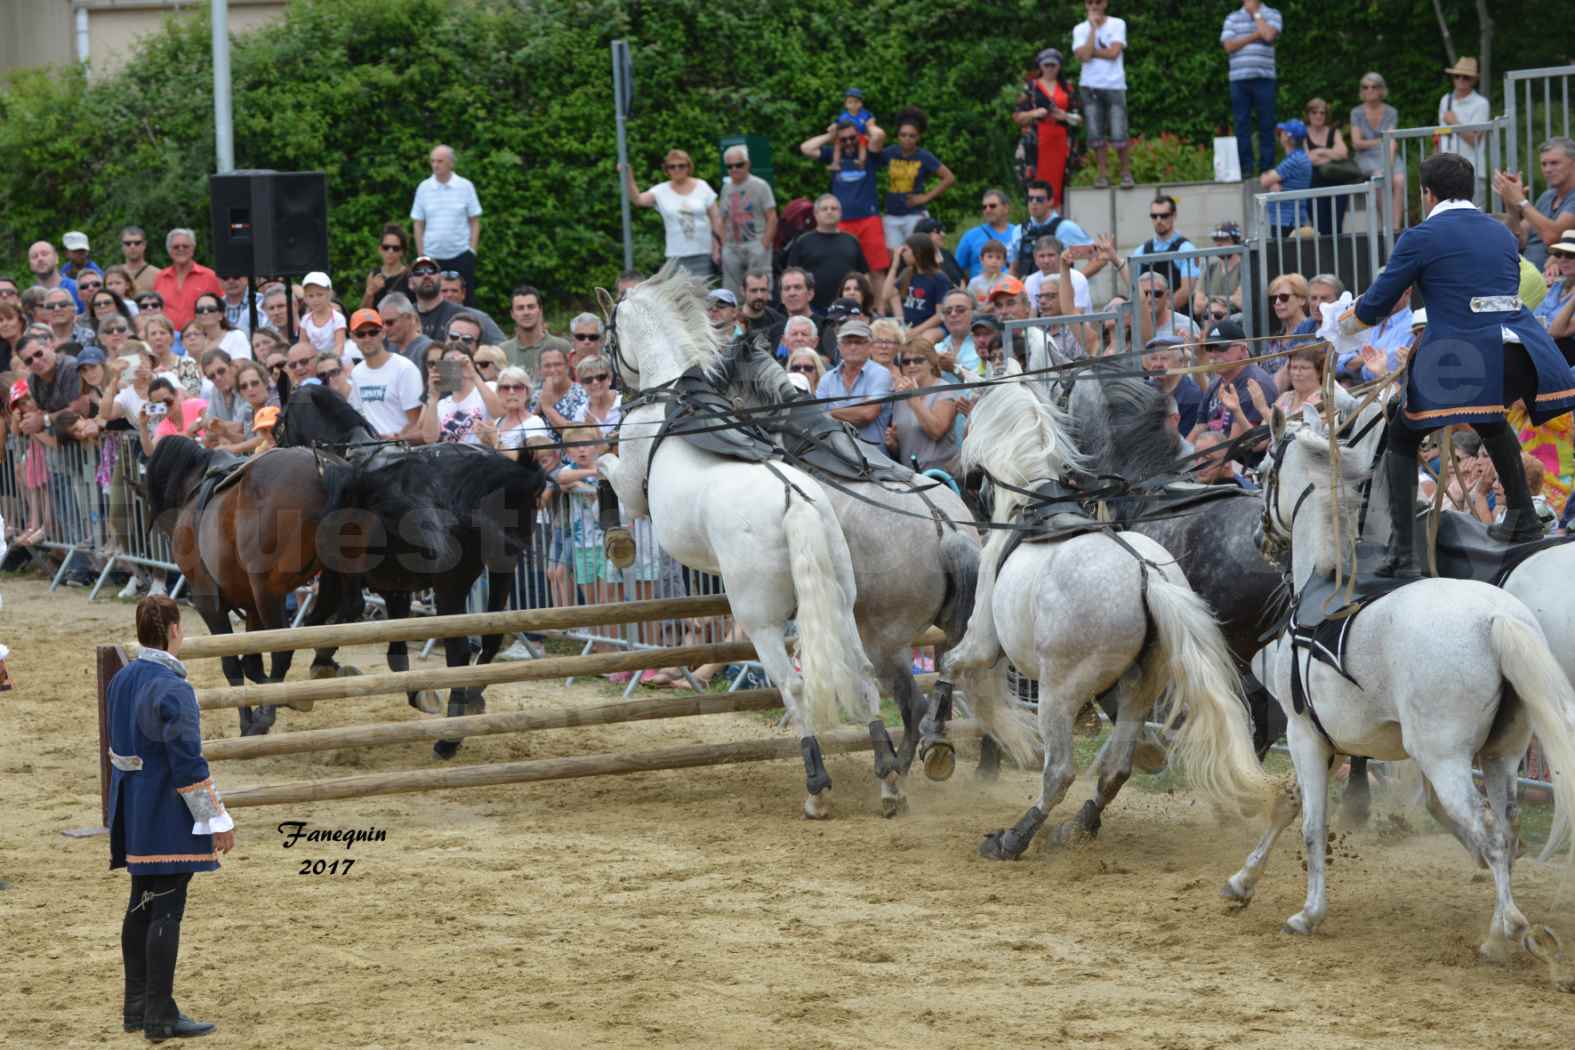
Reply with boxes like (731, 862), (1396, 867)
(275, 384), (547, 758)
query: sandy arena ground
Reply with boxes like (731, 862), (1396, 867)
(2, 575), (1573, 1049)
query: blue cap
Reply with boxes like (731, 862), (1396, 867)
(844, 87), (863, 99)
(1276, 119), (1307, 142)
(75, 347), (107, 366)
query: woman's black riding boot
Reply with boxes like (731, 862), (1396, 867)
(1480, 426), (1543, 542)
(142, 915), (216, 1042)
(1375, 449), (1421, 579)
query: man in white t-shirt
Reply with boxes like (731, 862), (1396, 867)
(410, 144), (482, 304)
(1022, 236), (1092, 313)
(1072, 0), (1131, 188)
(347, 309), (423, 440)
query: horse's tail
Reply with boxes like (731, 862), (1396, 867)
(1490, 615), (1575, 867)
(1145, 571), (1276, 818)
(782, 494), (873, 734)
(936, 530), (979, 647)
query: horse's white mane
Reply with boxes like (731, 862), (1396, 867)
(619, 260), (726, 376)
(962, 380), (1087, 521)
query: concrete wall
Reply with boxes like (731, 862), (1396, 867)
(0, 1), (286, 80)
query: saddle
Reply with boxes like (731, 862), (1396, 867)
(1406, 508), (1574, 586)
(192, 451), (253, 515)
(1122, 480), (1256, 523)
(776, 404), (914, 486)
(996, 478), (1113, 568)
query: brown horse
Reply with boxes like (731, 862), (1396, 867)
(146, 436), (361, 735)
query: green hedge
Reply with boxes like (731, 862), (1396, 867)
(0, 0), (1560, 319)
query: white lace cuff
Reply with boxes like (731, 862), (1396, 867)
(192, 810), (234, 835)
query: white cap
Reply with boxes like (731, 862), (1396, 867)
(62, 231), (90, 251)
(787, 372), (812, 395)
(302, 271), (332, 290)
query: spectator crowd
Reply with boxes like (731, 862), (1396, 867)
(4, 0), (1575, 622)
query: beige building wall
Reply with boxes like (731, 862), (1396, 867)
(0, 1), (286, 79)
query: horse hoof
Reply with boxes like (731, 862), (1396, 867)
(1282, 915), (1314, 936)
(919, 740), (955, 782)
(410, 690), (442, 715)
(433, 740), (461, 761)
(308, 664), (338, 681)
(880, 787), (909, 819)
(977, 830), (1021, 862)
(974, 760), (1000, 783)
(1049, 819), (1092, 847)
(803, 791), (832, 820)
(337, 665), (362, 677)
(1220, 878), (1253, 906)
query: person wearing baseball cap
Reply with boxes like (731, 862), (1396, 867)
(1260, 120), (1312, 235)
(61, 231), (102, 281)
(297, 272), (347, 359)
(347, 307), (423, 440)
(1438, 58), (1489, 204)
(1193, 222), (1246, 317)
(705, 288), (741, 339)
(1191, 318), (1276, 442)
(815, 317), (892, 446)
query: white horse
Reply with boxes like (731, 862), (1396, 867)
(941, 381), (1273, 859)
(1342, 400), (1575, 858)
(594, 264), (1029, 818)
(1227, 407), (1575, 989)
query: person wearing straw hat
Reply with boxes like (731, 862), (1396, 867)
(1533, 237), (1575, 338)
(1437, 57), (1489, 206)
(1347, 152), (1575, 577)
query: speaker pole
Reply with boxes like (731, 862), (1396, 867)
(211, 0), (234, 173)
(246, 270), (258, 338)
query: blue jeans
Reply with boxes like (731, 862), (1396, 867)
(1230, 77), (1277, 176)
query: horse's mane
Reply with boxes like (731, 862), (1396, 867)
(278, 383), (378, 451)
(145, 436), (214, 527)
(1070, 365), (1180, 481)
(621, 260), (726, 376)
(962, 380), (1087, 522)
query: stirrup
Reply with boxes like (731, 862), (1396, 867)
(603, 527), (636, 569)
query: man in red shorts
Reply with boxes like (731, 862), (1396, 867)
(800, 118), (892, 304)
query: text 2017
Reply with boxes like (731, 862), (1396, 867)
(297, 858), (356, 876)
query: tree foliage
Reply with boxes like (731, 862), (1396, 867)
(0, 0), (1564, 317)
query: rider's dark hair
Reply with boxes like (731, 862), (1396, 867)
(1420, 152), (1476, 203)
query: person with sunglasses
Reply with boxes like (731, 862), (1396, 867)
(410, 144), (482, 304)
(190, 292), (253, 363)
(117, 226), (159, 295)
(211, 360), (275, 456)
(785, 348), (826, 390)
(197, 348), (249, 443)
(1013, 49), (1078, 208)
(361, 222), (413, 309)
(134, 377), (206, 458)
(488, 367), (546, 461)
(1126, 195), (1198, 313)
(621, 148), (720, 278)
(1193, 223), (1246, 319)
(418, 341), (501, 445)
(799, 118), (893, 299)
(570, 354), (622, 438)
(1436, 59), (1490, 206)
(347, 309), (423, 441)
(281, 342), (319, 397)
(43, 287), (93, 349)
(313, 351), (355, 401)
(152, 228), (223, 330)
(91, 287), (138, 331)
(885, 340), (962, 475)
(715, 144), (778, 297)
(407, 255), (464, 343)
(74, 267), (106, 312)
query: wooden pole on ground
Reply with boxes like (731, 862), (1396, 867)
(175, 594), (732, 660)
(194, 629), (945, 711)
(204, 674), (943, 761)
(221, 720), (983, 808)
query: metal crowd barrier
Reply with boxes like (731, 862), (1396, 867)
(1505, 65), (1574, 198)
(2, 431), (183, 598)
(1253, 179), (1385, 337)
(1381, 117), (1508, 252)
(1124, 243), (1257, 339)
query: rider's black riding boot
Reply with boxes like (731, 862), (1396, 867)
(1374, 449), (1422, 579)
(1480, 425), (1544, 543)
(597, 479), (635, 568)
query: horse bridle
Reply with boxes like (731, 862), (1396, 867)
(1259, 405), (1387, 563)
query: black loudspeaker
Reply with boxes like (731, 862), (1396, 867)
(208, 170), (329, 276)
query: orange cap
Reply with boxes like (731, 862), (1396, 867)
(349, 308), (384, 332)
(252, 405), (281, 431)
(987, 276), (1025, 299)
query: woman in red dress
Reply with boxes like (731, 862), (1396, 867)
(1014, 48), (1077, 208)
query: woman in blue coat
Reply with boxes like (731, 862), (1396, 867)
(1350, 152), (1575, 577)
(109, 595), (235, 1042)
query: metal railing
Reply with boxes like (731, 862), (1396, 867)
(1253, 179), (1385, 335)
(1125, 243), (1257, 340)
(1380, 117), (1508, 252)
(2, 431), (183, 598)
(1505, 65), (1574, 198)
